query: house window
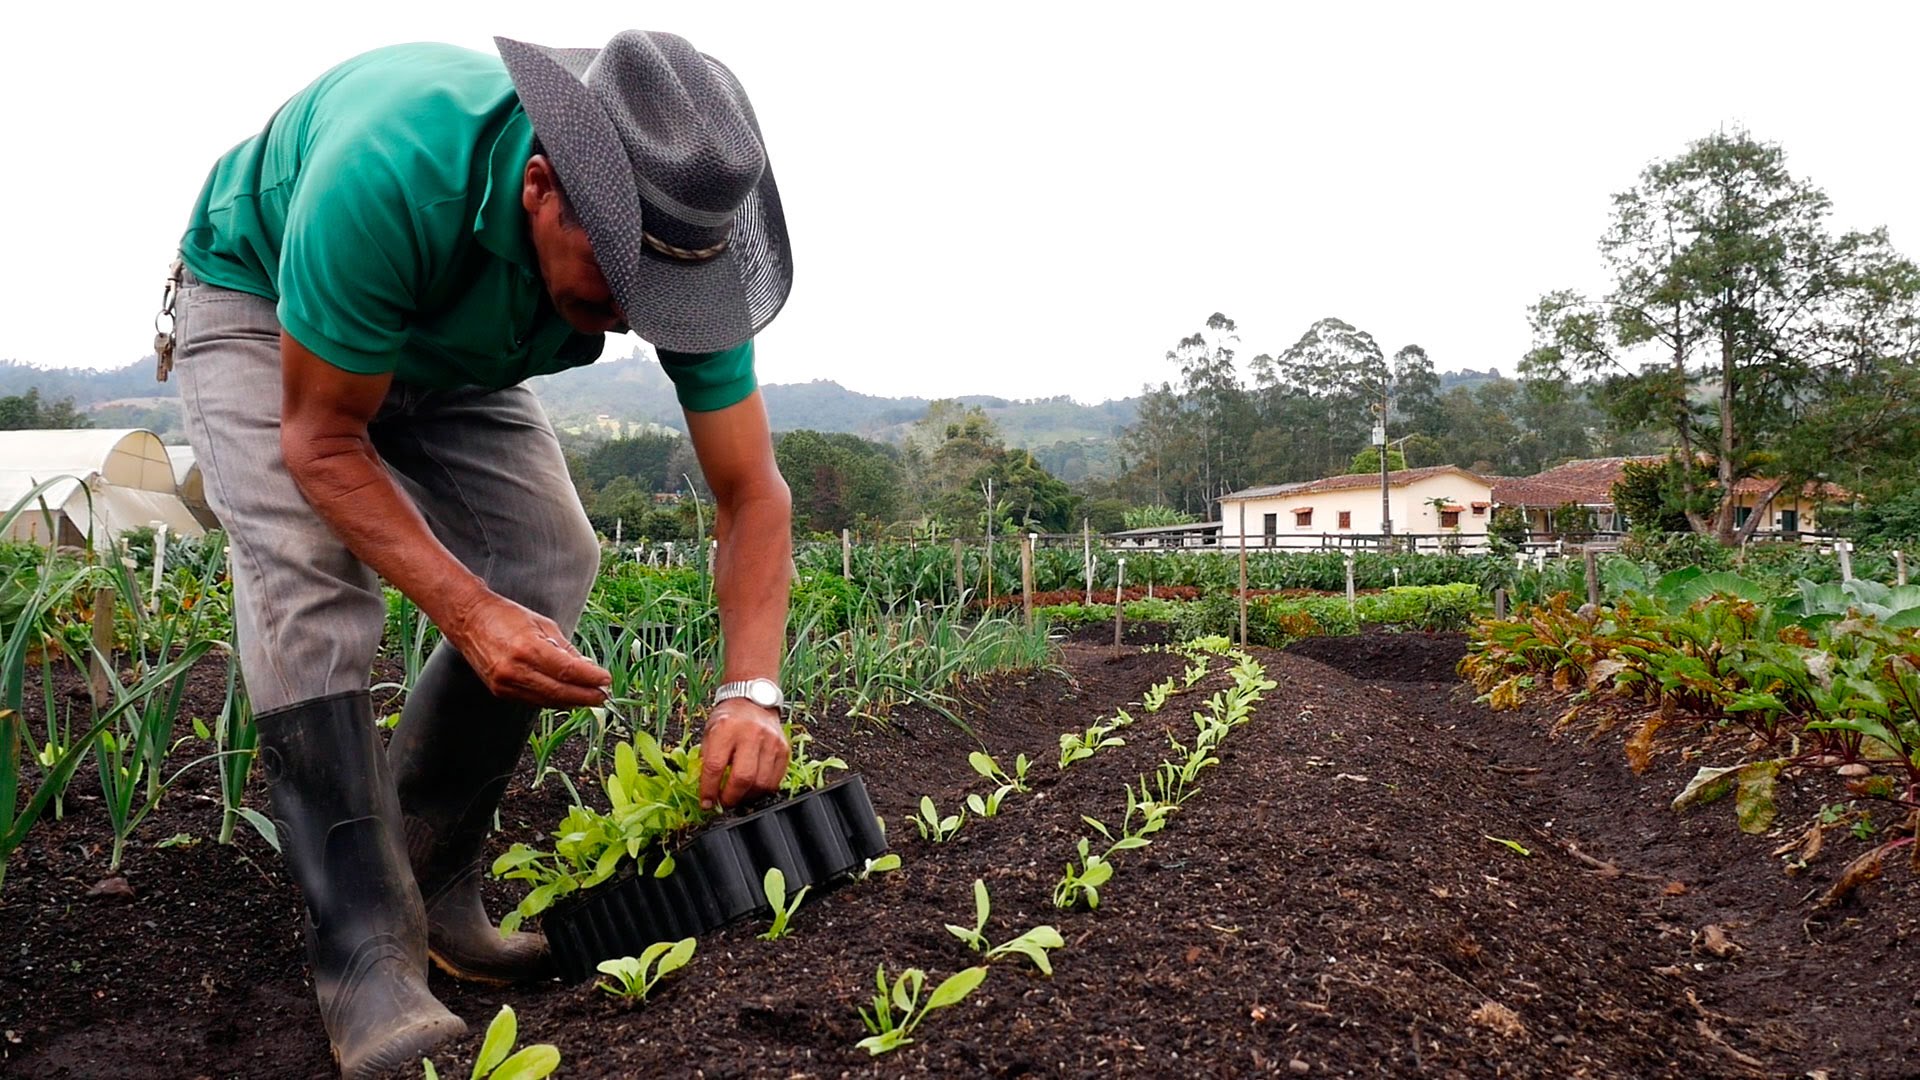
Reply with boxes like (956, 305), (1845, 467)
(1294, 508), (1313, 528)
(1471, 502), (1489, 517)
(1338, 511), (1352, 529)
(1734, 506), (1752, 527)
(1440, 510), (1461, 529)
(1779, 509), (1799, 533)
(1262, 513), (1277, 541)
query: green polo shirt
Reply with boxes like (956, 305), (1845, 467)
(178, 42), (755, 410)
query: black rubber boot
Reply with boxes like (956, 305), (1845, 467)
(257, 691), (466, 1080)
(389, 642), (555, 985)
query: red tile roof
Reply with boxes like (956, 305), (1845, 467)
(1220, 465), (1491, 502)
(1491, 457), (1848, 508)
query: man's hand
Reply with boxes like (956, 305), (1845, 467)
(698, 698), (790, 810)
(444, 590), (611, 708)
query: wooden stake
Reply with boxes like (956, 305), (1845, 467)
(952, 538), (965, 602)
(1238, 503), (1249, 648)
(1112, 558), (1127, 649)
(1897, 550), (1908, 587)
(1020, 533), (1035, 629)
(88, 586), (115, 710)
(1837, 540), (1854, 583)
(150, 524), (168, 611)
(841, 528), (852, 580)
(1083, 519), (1093, 606)
(1345, 554), (1356, 613)
(1494, 588), (1509, 620)
(1584, 548), (1600, 607)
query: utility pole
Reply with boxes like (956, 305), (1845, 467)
(1373, 393), (1393, 553)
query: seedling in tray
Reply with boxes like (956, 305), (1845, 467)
(856, 963), (990, 1056)
(912, 795), (966, 842)
(596, 937), (697, 1000)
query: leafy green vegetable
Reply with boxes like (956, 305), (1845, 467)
(758, 867), (809, 942)
(595, 937), (697, 1000)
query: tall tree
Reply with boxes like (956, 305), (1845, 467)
(0, 388), (93, 430)
(774, 430), (902, 534)
(1527, 129), (1920, 543)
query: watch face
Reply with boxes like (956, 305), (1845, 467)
(749, 680), (781, 708)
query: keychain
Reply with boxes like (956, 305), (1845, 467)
(154, 257), (184, 382)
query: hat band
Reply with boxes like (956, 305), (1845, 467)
(643, 231), (729, 262)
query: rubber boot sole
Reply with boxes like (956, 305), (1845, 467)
(339, 1010), (467, 1080)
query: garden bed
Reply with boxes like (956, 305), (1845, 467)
(3, 638), (1907, 1077)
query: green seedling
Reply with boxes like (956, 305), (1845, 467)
(966, 786), (1011, 818)
(1485, 835), (1532, 857)
(856, 963), (990, 1056)
(420, 1005), (559, 1080)
(912, 795), (965, 842)
(595, 937), (697, 1000)
(1052, 837), (1113, 910)
(944, 878), (1066, 974)
(1059, 721), (1125, 770)
(759, 867), (809, 941)
(858, 853), (902, 880)
(946, 878), (993, 951)
(1140, 678), (1176, 714)
(1181, 659), (1209, 688)
(968, 750), (1031, 793)
(987, 924), (1065, 976)
(783, 730), (849, 795)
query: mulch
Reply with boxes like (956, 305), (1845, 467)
(0, 635), (1910, 1077)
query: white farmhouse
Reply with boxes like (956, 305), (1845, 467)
(1217, 465), (1495, 550)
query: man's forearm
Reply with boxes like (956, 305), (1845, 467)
(712, 484), (793, 684)
(284, 433), (486, 628)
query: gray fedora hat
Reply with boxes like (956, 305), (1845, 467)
(495, 30), (792, 354)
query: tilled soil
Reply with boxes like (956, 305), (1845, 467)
(0, 635), (1910, 1077)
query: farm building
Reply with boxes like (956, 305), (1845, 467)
(1217, 466), (1495, 550)
(1489, 456), (1845, 538)
(0, 428), (209, 550)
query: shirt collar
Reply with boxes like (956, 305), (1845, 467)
(475, 107), (537, 272)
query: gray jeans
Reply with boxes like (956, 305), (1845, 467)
(172, 272), (600, 713)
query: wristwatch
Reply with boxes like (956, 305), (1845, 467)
(713, 677), (784, 711)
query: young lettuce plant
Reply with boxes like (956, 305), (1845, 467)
(782, 729), (849, 795)
(1052, 838), (1113, 910)
(1058, 720), (1125, 770)
(856, 964), (990, 1056)
(596, 937), (697, 1000)
(968, 750), (1031, 793)
(857, 853), (902, 880)
(912, 795), (966, 842)
(1139, 677), (1176, 714)
(758, 867), (809, 941)
(945, 878), (1065, 975)
(420, 1004), (559, 1080)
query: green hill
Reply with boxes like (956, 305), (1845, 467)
(0, 351), (1140, 475)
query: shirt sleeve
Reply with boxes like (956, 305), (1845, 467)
(274, 147), (424, 375)
(656, 339), (757, 412)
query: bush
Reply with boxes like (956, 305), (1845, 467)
(1361, 583), (1480, 633)
(790, 571), (861, 634)
(1619, 530), (1734, 574)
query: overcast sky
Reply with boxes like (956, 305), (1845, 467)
(3, 1), (1916, 403)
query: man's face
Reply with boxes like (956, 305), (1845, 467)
(523, 156), (628, 336)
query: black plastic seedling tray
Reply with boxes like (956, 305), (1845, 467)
(543, 774), (889, 982)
